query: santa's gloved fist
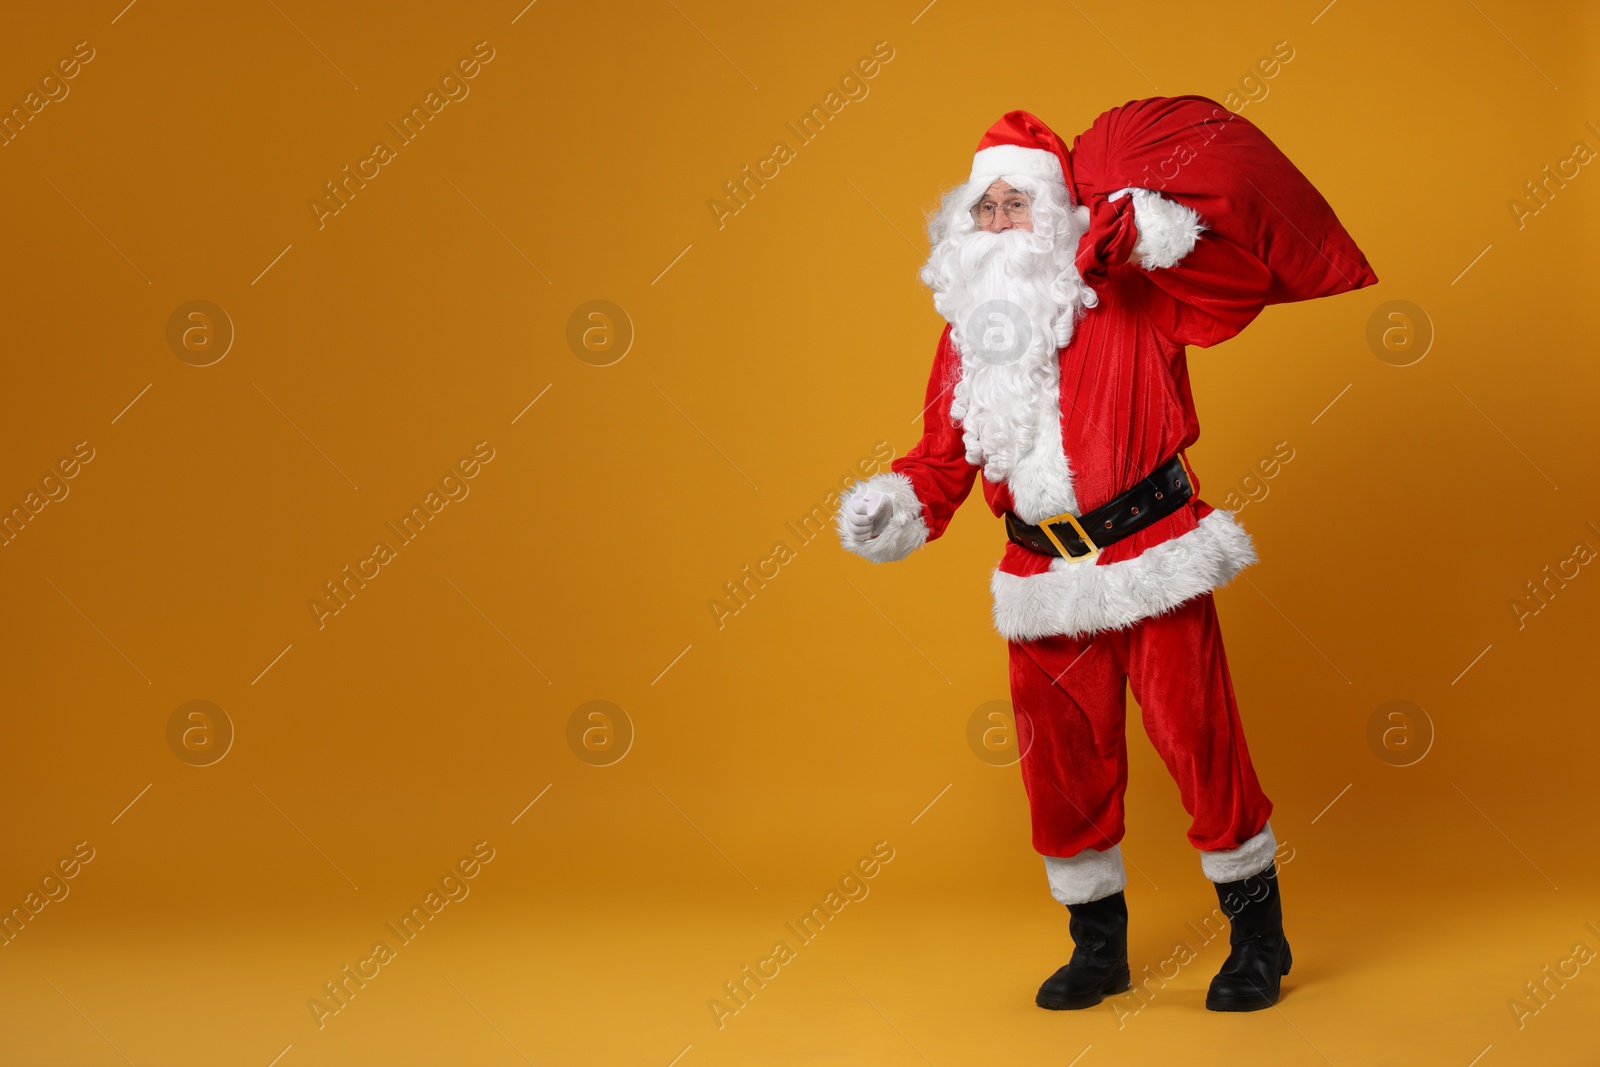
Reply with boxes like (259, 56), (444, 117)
(844, 491), (894, 541)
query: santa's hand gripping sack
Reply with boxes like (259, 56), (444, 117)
(837, 96), (1377, 1013)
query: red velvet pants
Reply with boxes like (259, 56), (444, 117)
(1008, 591), (1273, 858)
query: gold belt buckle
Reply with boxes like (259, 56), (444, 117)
(1037, 510), (1098, 561)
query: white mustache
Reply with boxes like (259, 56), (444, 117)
(954, 227), (1054, 277)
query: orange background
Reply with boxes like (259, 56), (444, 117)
(1, 1), (1597, 1064)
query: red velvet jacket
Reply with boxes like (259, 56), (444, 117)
(838, 96), (1378, 642)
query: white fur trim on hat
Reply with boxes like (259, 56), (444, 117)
(1201, 820), (1277, 883)
(970, 144), (1064, 186)
(836, 471), (929, 564)
(1044, 844), (1128, 905)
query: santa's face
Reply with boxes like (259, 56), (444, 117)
(972, 180), (1034, 232)
(919, 174), (1094, 484)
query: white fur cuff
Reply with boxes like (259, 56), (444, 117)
(1044, 844), (1128, 905)
(1111, 186), (1206, 270)
(836, 471), (929, 564)
(989, 509), (1257, 642)
(1201, 820), (1277, 883)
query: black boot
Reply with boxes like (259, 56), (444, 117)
(1036, 890), (1132, 1010)
(1206, 862), (1292, 1012)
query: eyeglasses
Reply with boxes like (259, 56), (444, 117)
(971, 194), (1032, 225)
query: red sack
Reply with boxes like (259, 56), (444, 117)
(1068, 94), (1379, 347)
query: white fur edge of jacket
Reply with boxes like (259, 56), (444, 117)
(837, 470), (1260, 642)
(988, 509), (1258, 642)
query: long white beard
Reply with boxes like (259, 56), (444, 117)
(941, 228), (1080, 486)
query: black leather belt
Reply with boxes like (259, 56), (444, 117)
(1004, 454), (1192, 560)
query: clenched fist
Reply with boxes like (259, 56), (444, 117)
(843, 490), (894, 541)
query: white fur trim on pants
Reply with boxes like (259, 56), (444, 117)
(836, 471), (929, 564)
(1043, 844), (1127, 905)
(1201, 820), (1277, 883)
(989, 509), (1258, 642)
(1109, 187), (1206, 270)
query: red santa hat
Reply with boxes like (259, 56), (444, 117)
(969, 111), (1077, 204)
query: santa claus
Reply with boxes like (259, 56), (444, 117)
(836, 98), (1377, 1013)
